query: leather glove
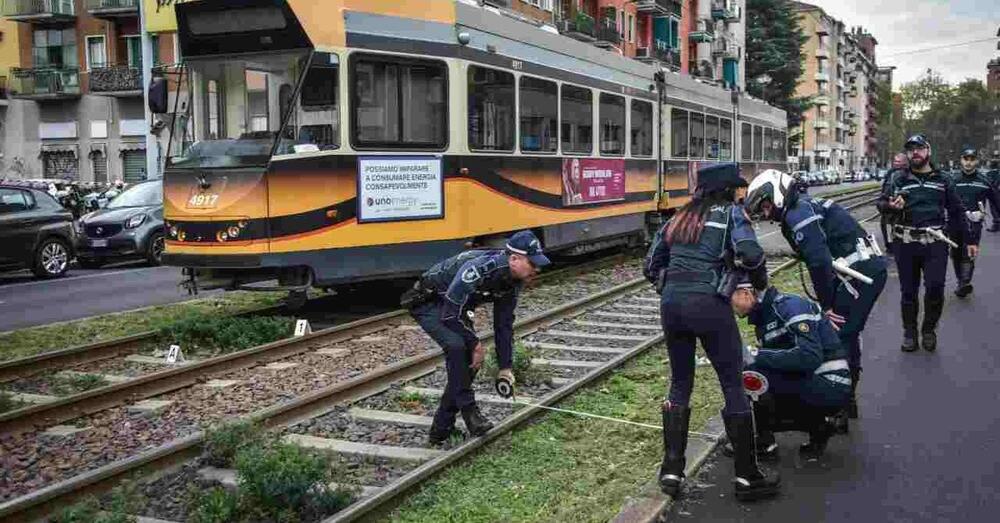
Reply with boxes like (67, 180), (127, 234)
(966, 211), (984, 223)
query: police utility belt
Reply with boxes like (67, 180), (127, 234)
(399, 280), (437, 309)
(891, 225), (958, 247)
(664, 269), (737, 298)
(831, 236), (881, 299)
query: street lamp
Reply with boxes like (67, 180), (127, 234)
(756, 73), (773, 102)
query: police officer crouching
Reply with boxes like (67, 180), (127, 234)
(950, 148), (1000, 297)
(745, 170), (886, 424)
(729, 276), (851, 459)
(879, 134), (970, 352)
(402, 231), (550, 444)
(645, 162), (779, 502)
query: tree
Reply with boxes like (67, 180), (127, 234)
(874, 79), (904, 163)
(745, 0), (811, 132)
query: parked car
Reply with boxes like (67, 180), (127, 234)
(75, 181), (164, 268)
(0, 184), (76, 278)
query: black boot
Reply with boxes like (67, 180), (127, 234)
(922, 294), (943, 352)
(847, 368), (861, 419)
(461, 404), (494, 437)
(955, 261), (974, 298)
(428, 408), (458, 445)
(723, 411), (780, 502)
(658, 403), (690, 497)
(901, 302), (919, 352)
(799, 415), (836, 460)
(721, 397), (779, 462)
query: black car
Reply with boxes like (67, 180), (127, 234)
(75, 181), (164, 268)
(0, 184), (76, 278)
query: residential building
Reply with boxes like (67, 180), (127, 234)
(791, 2), (878, 173)
(685, 0), (744, 90)
(0, 0), (176, 182)
(988, 57), (1000, 154)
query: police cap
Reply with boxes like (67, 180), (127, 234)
(506, 230), (551, 268)
(696, 162), (747, 194)
(960, 147), (978, 159)
(904, 134), (931, 150)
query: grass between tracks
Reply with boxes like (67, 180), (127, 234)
(0, 291), (283, 362)
(383, 266), (806, 523)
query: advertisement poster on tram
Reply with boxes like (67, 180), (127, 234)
(357, 156), (444, 223)
(561, 158), (626, 206)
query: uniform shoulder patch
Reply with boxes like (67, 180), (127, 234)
(798, 322), (810, 333)
(461, 265), (481, 284)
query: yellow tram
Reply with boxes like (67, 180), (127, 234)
(156, 0), (787, 293)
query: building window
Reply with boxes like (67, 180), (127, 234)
(85, 36), (106, 70)
(122, 150), (147, 182)
(124, 36), (141, 68)
(705, 115), (720, 159)
(630, 100), (653, 157)
(561, 84), (593, 154)
(351, 55), (448, 149)
(753, 125), (763, 161)
(468, 65), (515, 152)
(599, 93), (625, 156)
(689, 112), (705, 159)
(43, 151), (78, 179)
(720, 118), (733, 160)
(32, 28), (77, 68)
(91, 151), (108, 183)
(519, 76), (557, 153)
(672, 108), (689, 158)
(741, 122), (752, 161)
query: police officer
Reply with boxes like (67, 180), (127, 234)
(405, 231), (550, 444)
(730, 278), (851, 459)
(879, 134), (970, 352)
(644, 163), (779, 502)
(950, 148), (1000, 297)
(745, 170), (886, 423)
(987, 151), (1000, 233)
(881, 153), (910, 250)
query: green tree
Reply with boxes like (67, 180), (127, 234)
(745, 0), (811, 132)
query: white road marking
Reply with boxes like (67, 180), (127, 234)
(0, 268), (159, 290)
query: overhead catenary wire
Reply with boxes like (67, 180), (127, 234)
(880, 36), (998, 60)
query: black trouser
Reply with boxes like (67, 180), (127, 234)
(831, 257), (888, 374)
(661, 292), (750, 415)
(410, 301), (476, 428)
(762, 393), (842, 436)
(894, 240), (949, 333)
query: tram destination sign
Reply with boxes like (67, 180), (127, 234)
(357, 156), (445, 223)
(561, 158), (626, 206)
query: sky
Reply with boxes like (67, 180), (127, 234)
(802, 0), (1000, 88)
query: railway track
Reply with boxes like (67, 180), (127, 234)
(0, 255), (798, 522)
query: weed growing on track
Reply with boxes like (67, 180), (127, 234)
(0, 390), (25, 414)
(479, 342), (552, 386)
(396, 390), (432, 412)
(203, 420), (273, 467)
(0, 291), (283, 362)
(187, 486), (240, 523)
(154, 315), (294, 357)
(51, 481), (144, 523)
(52, 373), (109, 396)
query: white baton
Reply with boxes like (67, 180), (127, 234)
(924, 228), (959, 248)
(833, 259), (874, 285)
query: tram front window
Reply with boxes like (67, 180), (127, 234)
(167, 51), (308, 169)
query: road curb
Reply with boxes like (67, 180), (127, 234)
(609, 415), (726, 523)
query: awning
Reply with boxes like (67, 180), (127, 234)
(89, 143), (107, 157)
(119, 142), (147, 156)
(39, 143), (79, 158)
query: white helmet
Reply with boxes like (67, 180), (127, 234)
(745, 169), (795, 219)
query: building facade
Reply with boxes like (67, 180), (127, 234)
(0, 0), (176, 183)
(988, 57), (1000, 155)
(791, 2), (878, 173)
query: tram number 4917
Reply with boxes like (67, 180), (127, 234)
(187, 193), (220, 209)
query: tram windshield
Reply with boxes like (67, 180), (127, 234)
(166, 50), (309, 169)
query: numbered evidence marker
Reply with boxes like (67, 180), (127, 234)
(294, 319), (313, 337)
(165, 344), (185, 364)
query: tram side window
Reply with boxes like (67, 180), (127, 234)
(561, 85), (593, 154)
(296, 57), (339, 149)
(705, 115), (719, 159)
(741, 122), (752, 161)
(599, 93), (625, 156)
(720, 118), (733, 160)
(630, 100), (653, 157)
(689, 113), (705, 159)
(671, 108), (689, 158)
(753, 125), (763, 161)
(469, 66), (515, 151)
(352, 56), (447, 149)
(519, 76), (557, 153)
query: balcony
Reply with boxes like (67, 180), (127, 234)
(88, 64), (142, 96)
(813, 120), (830, 129)
(814, 95), (830, 106)
(712, 42), (740, 60)
(9, 67), (80, 99)
(816, 47), (829, 59)
(711, 1), (741, 23)
(2, 0), (75, 24)
(593, 18), (621, 48)
(689, 19), (716, 43)
(86, 0), (138, 19)
(814, 72), (830, 82)
(635, 0), (679, 16)
(559, 11), (596, 42)
(636, 41), (681, 70)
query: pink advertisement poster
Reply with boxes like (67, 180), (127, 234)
(561, 158), (626, 206)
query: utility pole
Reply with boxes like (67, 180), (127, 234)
(139, 0), (159, 180)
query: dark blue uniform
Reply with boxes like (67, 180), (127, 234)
(984, 165), (1000, 231)
(410, 249), (519, 429)
(950, 170), (1000, 290)
(880, 168), (905, 250)
(645, 203), (766, 412)
(879, 168), (968, 342)
(778, 194), (887, 378)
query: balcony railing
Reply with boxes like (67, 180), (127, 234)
(594, 18), (621, 47)
(636, 41), (681, 70)
(559, 11), (596, 41)
(689, 19), (716, 43)
(635, 0), (678, 16)
(9, 67), (80, 99)
(2, 0), (75, 22)
(85, 0), (138, 18)
(88, 64), (142, 95)
(711, 1), (740, 22)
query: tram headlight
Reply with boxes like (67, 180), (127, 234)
(177, 230), (186, 242)
(169, 226), (178, 238)
(228, 226), (241, 238)
(216, 230), (229, 242)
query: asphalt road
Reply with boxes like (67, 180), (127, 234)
(668, 224), (1000, 521)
